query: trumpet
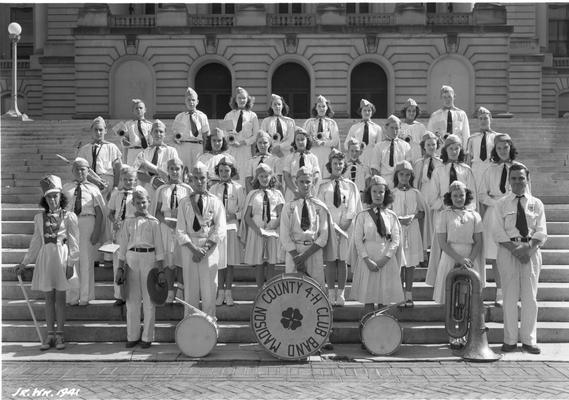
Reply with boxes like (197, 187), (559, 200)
(175, 133), (182, 141)
(56, 154), (108, 191)
(227, 133), (237, 144)
(315, 132), (324, 141)
(272, 133), (282, 142)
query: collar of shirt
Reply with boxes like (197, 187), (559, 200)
(349, 159), (361, 165)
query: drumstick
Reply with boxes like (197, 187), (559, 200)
(173, 297), (210, 319)
(376, 301), (406, 314)
(17, 274), (44, 344)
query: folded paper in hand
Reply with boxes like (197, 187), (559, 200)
(99, 243), (120, 254)
(260, 228), (279, 238)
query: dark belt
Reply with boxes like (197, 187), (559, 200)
(129, 146), (142, 149)
(129, 247), (155, 253)
(180, 139), (202, 144)
(294, 240), (314, 246)
(510, 237), (530, 243)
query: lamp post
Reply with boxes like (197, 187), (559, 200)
(3, 22), (31, 121)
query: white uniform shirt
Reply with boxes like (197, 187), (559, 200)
(303, 117), (340, 149)
(279, 197), (329, 251)
(133, 145), (179, 173)
(492, 192), (547, 244)
(427, 107), (470, 148)
(224, 109), (259, 146)
(62, 181), (105, 217)
(370, 137), (411, 177)
(172, 110), (210, 141)
(77, 142), (122, 177)
(210, 181), (246, 221)
(176, 192), (227, 243)
(118, 215), (164, 261)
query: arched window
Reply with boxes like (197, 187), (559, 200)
(350, 62), (388, 118)
(558, 92), (569, 117)
(195, 63), (232, 119)
(271, 62), (310, 118)
(110, 58), (155, 119)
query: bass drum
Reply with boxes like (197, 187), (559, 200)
(251, 273), (332, 361)
(360, 312), (402, 356)
(175, 314), (218, 357)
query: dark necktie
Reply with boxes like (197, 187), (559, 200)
(446, 110), (453, 135)
(374, 207), (387, 237)
(449, 162), (457, 186)
(299, 152), (305, 168)
(189, 113), (199, 137)
(499, 164), (507, 194)
(120, 191), (128, 220)
(263, 190), (271, 223)
(236, 110), (243, 133)
(317, 118), (323, 133)
(74, 183), (82, 216)
(350, 164), (357, 182)
(170, 185), (178, 211)
(91, 144), (99, 172)
(137, 120), (148, 149)
(300, 199), (310, 231)
(333, 179), (341, 208)
(389, 139), (395, 167)
(276, 118), (283, 140)
(427, 157), (434, 179)
(193, 194), (203, 232)
(151, 146), (160, 166)
(480, 132), (487, 161)
(258, 155), (265, 165)
(222, 182), (228, 208)
(515, 195), (529, 238)
(362, 121), (369, 145)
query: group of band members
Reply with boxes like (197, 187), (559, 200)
(15, 84), (546, 355)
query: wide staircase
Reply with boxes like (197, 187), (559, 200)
(2, 118), (569, 345)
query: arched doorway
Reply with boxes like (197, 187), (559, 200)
(195, 63), (232, 119)
(271, 62), (310, 118)
(428, 56), (474, 115)
(111, 58), (155, 119)
(350, 62), (388, 118)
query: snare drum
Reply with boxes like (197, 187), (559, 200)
(175, 314), (218, 357)
(251, 273), (332, 360)
(360, 312), (402, 356)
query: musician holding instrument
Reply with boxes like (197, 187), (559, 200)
(116, 186), (165, 349)
(241, 163), (285, 288)
(399, 98), (426, 163)
(176, 162), (227, 319)
(492, 163), (547, 355)
(133, 120), (179, 199)
(172, 87), (210, 170)
(427, 85), (470, 149)
(196, 128), (237, 188)
(260, 94), (295, 159)
(153, 157), (193, 304)
(62, 158), (105, 306)
(14, 175), (79, 351)
(245, 130), (281, 193)
(343, 99), (382, 166)
(107, 166), (138, 306)
(342, 138), (370, 193)
(282, 128), (321, 201)
(111, 99), (153, 166)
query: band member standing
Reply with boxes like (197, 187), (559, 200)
(245, 130), (281, 193)
(317, 149), (361, 306)
(466, 106), (496, 205)
(62, 158), (105, 306)
(176, 162), (227, 318)
(342, 138), (370, 193)
(260, 94), (295, 159)
(15, 175), (79, 350)
(303, 95), (340, 178)
(241, 163), (285, 288)
(493, 163), (547, 355)
(427, 85), (470, 148)
(196, 128), (236, 187)
(282, 128), (321, 201)
(172, 87), (210, 169)
(116, 186), (165, 349)
(280, 166), (330, 288)
(224, 87), (260, 185)
(399, 98), (426, 163)
(111, 99), (153, 166)
(343, 99), (382, 166)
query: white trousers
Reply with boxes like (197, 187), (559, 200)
(67, 216), (95, 303)
(496, 245), (541, 346)
(284, 244), (326, 287)
(181, 242), (219, 318)
(125, 251), (156, 342)
(112, 251), (124, 300)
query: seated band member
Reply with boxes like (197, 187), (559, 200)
(176, 162), (227, 318)
(493, 163), (547, 355)
(427, 85), (470, 148)
(172, 87), (210, 169)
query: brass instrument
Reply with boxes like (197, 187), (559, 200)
(56, 154), (108, 191)
(315, 132), (323, 141)
(175, 133), (182, 141)
(227, 133), (237, 144)
(445, 264), (501, 362)
(272, 133), (281, 142)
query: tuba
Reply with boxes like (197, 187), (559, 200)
(445, 264), (501, 362)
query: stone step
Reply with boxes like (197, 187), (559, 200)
(4, 281), (569, 302)
(2, 221), (34, 234)
(1, 187), (43, 196)
(542, 235), (569, 250)
(4, 299), (568, 323)
(3, 320), (569, 344)
(548, 222), (569, 235)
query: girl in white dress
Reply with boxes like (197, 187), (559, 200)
(210, 158), (246, 306)
(240, 163), (285, 288)
(282, 128), (321, 201)
(196, 128), (236, 188)
(399, 98), (426, 164)
(260, 94), (295, 159)
(344, 99), (382, 166)
(391, 161), (429, 308)
(317, 149), (361, 306)
(15, 175), (80, 351)
(349, 176), (404, 316)
(245, 130), (281, 193)
(303, 95), (340, 178)
(224, 87), (260, 186)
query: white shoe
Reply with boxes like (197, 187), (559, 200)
(495, 289), (503, 307)
(336, 293), (345, 307)
(165, 290), (175, 304)
(328, 289), (336, 306)
(224, 290), (234, 306)
(216, 290), (225, 306)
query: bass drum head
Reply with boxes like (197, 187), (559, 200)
(361, 313), (402, 356)
(175, 315), (217, 358)
(251, 273), (332, 361)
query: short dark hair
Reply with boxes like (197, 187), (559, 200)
(267, 99), (290, 117)
(214, 162), (238, 178)
(204, 134), (228, 152)
(393, 169), (415, 188)
(400, 105), (421, 121)
(39, 193), (68, 213)
(441, 147), (466, 163)
(509, 162), (530, 178)
(358, 103), (376, 116)
(443, 187), (474, 207)
(362, 184), (394, 206)
(291, 129), (313, 151)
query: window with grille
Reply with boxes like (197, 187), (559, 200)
(9, 7), (33, 59)
(346, 3), (370, 14)
(549, 4), (569, 57)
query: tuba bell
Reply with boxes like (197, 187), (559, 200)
(445, 264), (501, 362)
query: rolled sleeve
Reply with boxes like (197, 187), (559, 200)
(314, 206), (329, 248)
(279, 205), (297, 252)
